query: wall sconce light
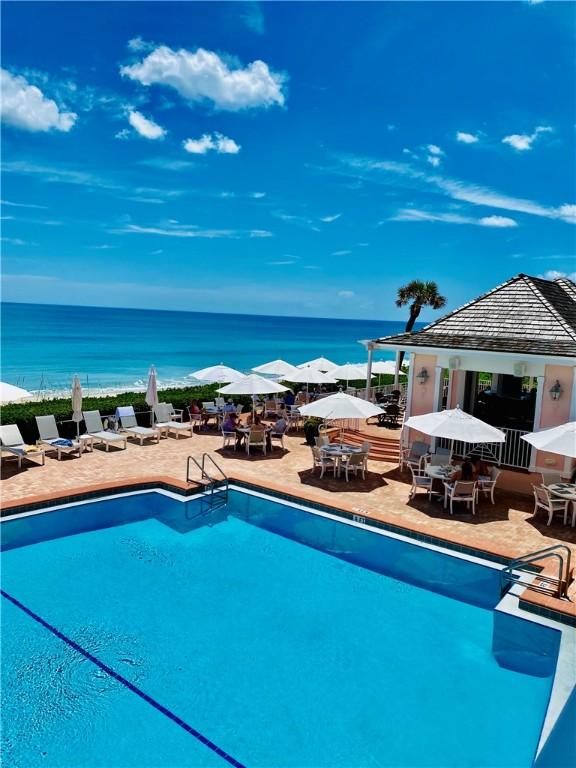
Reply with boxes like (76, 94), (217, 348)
(416, 368), (429, 385)
(549, 380), (562, 401)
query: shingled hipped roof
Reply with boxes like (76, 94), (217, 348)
(373, 274), (576, 358)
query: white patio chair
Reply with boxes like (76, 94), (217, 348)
(443, 481), (477, 515)
(427, 453), (448, 467)
(36, 415), (83, 459)
(221, 428), (237, 450)
(165, 403), (184, 422)
(539, 471), (564, 487)
(311, 446), (337, 478)
(361, 440), (371, 454)
(186, 406), (202, 431)
(342, 452), (367, 482)
(202, 401), (215, 410)
(315, 434), (330, 448)
(235, 404), (244, 416)
(215, 397), (225, 408)
(116, 406), (160, 446)
(270, 427), (286, 450)
(154, 404), (194, 439)
(246, 428), (267, 456)
(400, 440), (429, 472)
(0, 424), (45, 468)
(476, 467), (501, 505)
(533, 485), (570, 526)
(82, 411), (128, 451)
(408, 466), (433, 500)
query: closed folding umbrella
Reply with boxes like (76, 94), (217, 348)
(252, 359), (298, 377)
(71, 375), (83, 437)
(0, 382), (32, 403)
(297, 356), (337, 372)
(521, 422), (576, 459)
(404, 407), (505, 445)
(190, 364), (245, 384)
(146, 365), (159, 425)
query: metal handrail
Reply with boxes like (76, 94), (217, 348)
(501, 544), (572, 599)
(186, 454), (229, 519)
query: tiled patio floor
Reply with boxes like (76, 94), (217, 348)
(2, 423), (575, 613)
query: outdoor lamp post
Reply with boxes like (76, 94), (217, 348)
(549, 380), (562, 400)
(416, 368), (429, 385)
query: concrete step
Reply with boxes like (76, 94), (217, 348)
(341, 430), (401, 462)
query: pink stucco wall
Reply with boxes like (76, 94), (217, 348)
(408, 354), (438, 447)
(534, 364), (575, 472)
(448, 370), (464, 409)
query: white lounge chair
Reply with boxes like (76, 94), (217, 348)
(0, 424), (45, 468)
(35, 415), (83, 459)
(82, 410), (128, 451)
(154, 404), (194, 439)
(116, 406), (160, 446)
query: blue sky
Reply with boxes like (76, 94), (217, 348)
(1, 0), (574, 320)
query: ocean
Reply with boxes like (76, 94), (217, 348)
(1, 302), (410, 394)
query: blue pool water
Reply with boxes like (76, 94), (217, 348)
(1, 490), (561, 768)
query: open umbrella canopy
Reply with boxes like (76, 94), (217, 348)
(145, 365), (159, 408)
(0, 382), (32, 403)
(217, 374), (288, 396)
(284, 368), (338, 385)
(297, 356), (337, 372)
(404, 407), (505, 444)
(190, 364), (245, 384)
(521, 422), (576, 459)
(251, 359), (298, 377)
(330, 363), (373, 381)
(299, 392), (384, 420)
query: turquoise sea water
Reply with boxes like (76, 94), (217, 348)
(1, 490), (558, 768)
(0, 302), (410, 392)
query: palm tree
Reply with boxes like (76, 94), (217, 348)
(395, 280), (447, 370)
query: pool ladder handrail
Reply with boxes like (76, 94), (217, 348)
(500, 544), (572, 599)
(186, 453), (229, 514)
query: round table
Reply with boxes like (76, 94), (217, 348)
(321, 444), (364, 477)
(547, 483), (576, 527)
(425, 465), (456, 503)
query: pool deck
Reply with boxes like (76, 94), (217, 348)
(2, 422), (575, 622)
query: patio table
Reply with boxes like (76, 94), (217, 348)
(425, 464), (456, 502)
(548, 483), (576, 527)
(321, 443), (364, 477)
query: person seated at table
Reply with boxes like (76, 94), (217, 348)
(222, 412), (244, 449)
(284, 390), (295, 407)
(272, 408), (288, 437)
(449, 458), (475, 483)
(223, 398), (236, 413)
(189, 399), (201, 415)
(472, 457), (491, 480)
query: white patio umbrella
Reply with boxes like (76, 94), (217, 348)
(371, 361), (399, 375)
(330, 363), (373, 388)
(297, 356), (337, 372)
(299, 392), (384, 420)
(217, 373), (289, 416)
(0, 382), (32, 403)
(189, 364), (245, 384)
(520, 422), (576, 459)
(404, 407), (505, 448)
(71, 375), (83, 437)
(284, 368), (338, 386)
(251, 359), (298, 377)
(146, 365), (159, 425)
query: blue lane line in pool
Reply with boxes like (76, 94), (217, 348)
(1, 590), (247, 768)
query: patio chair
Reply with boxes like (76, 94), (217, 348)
(82, 411), (128, 451)
(361, 440), (371, 454)
(539, 471), (563, 487)
(35, 415), (83, 459)
(187, 406), (203, 431)
(215, 397), (225, 408)
(430, 446), (452, 463)
(427, 453), (449, 467)
(221, 427), (237, 450)
(311, 446), (337, 478)
(476, 467), (501, 505)
(235, 404), (244, 416)
(202, 401), (215, 410)
(154, 404), (194, 439)
(443, 481), (477, 515)
(315, 434), (330, 448)
(341, 452), (367, 482)
(264, 400), (278, 418)
(246, 428), (266, 456)
(0, 424), (45, 468)
(533, 485), (570, 526)
(270, 427), (286, 450)
(400, 440), (429, 472)
(408, 466), (433, 501)
(165, 403), (184, 422)
(116, 406), (160, 446)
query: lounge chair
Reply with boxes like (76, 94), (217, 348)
(154, 403), (194, 439)
(0, 424), (45, 468)
(35, 415), (83, 459)
(116, 406), (160, 446)
(82, 410), (128, 451)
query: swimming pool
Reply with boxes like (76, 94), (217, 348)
(1, 487), (573, 767)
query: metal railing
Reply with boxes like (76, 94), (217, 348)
(501, 544), (572, 599)
(438, 426), (531, 470)
(186, 453), (229, 516)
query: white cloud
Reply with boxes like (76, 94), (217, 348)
(109, 222), (272, 239)
(183, 132), (241, 155)
(502, 125), (552, 151)
(127, 110), (166, 140)
(1, 237), (27, 246)
(427, 144), (443, 156)
(0, 69), (77, 132)
(557, 204), (576, 224)
(121, 45), (286, 111)
(479, 215), (518, 228)
(456, 131), (479, 144)
(540, 270), (576, 280)
(127, 36), (150, 52)
(241, 2), (265, 34)
(320, 213), (341, 223)
(427, 156), (441, 168)
(332, 249), (352, 256)
(138, 157), (195, 171)
(390, 209), (518, 228)
(267, 259), (297, 265)
(338, 290), (355, 298)
(252, 192), (266, 199)
(1, 199), (47, 209)
(89, 244), (116, 250)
